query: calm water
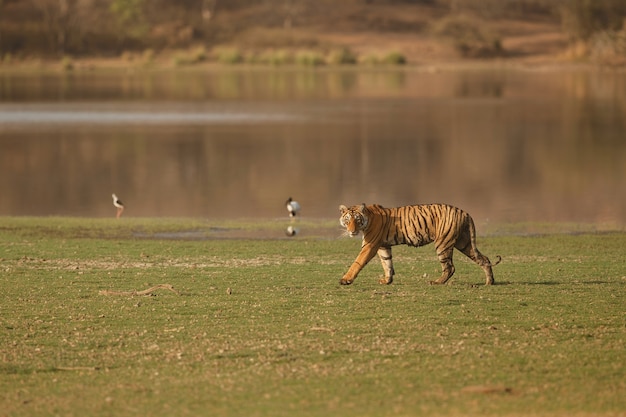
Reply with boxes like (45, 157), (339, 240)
(1, 67), (625, 227)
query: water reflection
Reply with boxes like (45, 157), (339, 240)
(0, 68), (625, 227)
(0, 105), (300, 125)
(285, 226), (299, 237)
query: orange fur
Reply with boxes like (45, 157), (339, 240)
(339, 203), (501, 286)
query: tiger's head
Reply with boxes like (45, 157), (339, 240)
(339, 204), (369, 237)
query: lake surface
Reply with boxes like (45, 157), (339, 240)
(1, 67), (625, 228)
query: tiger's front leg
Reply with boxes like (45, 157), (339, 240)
(340, 244), (380, 285)
(377, 246), (394, 285)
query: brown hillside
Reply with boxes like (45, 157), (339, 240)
(1, 0), (624, 66)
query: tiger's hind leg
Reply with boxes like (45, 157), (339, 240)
(455, 238), (495, 285)
(430, 246), (455, 285)
(377, 246), (394, 285)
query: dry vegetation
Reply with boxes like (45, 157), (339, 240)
(1, 0), (625, 67)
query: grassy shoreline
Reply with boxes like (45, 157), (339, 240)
(1, 217), (625, 416)
(0, 216), (622, 238)
(1, 50), (621, 75)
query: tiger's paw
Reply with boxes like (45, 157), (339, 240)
(339, 277), (354, 285)
(379, 276), (393, 285)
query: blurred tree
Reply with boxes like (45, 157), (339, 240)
(218, 0), (251, 10)
(201, 0), (217, 21)
(110, 0), (148, 42)
(281, 0), (302, 28)
(110, 0), (143, 26)
(442, 0), (553, 18)
(1, 0), (624, 58)
(559, 0), (626, 40)
(0, 0), (4, 56)
(31, 0), (80, 55)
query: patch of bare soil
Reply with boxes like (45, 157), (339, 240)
(12, 254), (341, 273)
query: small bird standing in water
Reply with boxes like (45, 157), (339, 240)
(285, 197), (300, 219)
(112, 193), (124, 219)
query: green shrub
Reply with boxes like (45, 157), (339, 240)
(356, 51), (406, 66)
(215, 47), (244, 64)
(61, 56), (74, 71)
(358, 53), (380, 66)
(258, 49), (293, 66)
(382, 51), (407, 65)
(326, 47), (357, 65)
(192, 46), (208, 63)
(295, 50), (325, 67)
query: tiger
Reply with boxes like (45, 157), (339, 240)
(339, 203), (501, 286)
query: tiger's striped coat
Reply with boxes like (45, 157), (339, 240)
(339, 203), (500, 286)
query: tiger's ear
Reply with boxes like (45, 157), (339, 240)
(358, 203), (366, 212)
(339, 205), (348, 213)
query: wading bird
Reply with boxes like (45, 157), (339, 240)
(112, 193), (124, 219)
(285, 197), (300, 218)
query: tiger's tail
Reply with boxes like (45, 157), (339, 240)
(468, 215), (501, 267)
(490, 255), (502, 267)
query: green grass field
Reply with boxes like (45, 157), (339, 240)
(1, 217), (624, 417)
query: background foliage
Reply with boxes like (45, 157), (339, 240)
(1, 0), (625, 60)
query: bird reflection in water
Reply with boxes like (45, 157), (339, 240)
(285, 197), (301, 237)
